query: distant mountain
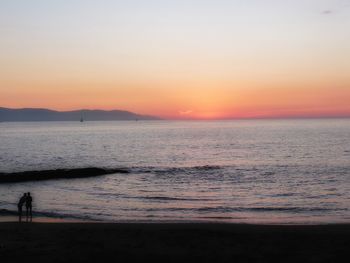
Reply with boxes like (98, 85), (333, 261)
(0, 107), (160, 122)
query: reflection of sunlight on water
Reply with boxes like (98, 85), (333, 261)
(0, 120), (350, 224)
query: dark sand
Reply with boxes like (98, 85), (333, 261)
(0, 223), (349, 262)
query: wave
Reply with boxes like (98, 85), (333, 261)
(0, 209), (17, 216)
(0, 165), (225, 184)
(131, 165), (224, 175)
(0, 208), (98, 221)
(137, 196), (215, 202)
(141, 206), (347, 213)
(2, 205), (346, 223)
(89, 193), (216, 202)
(2, 163), (348, 184)
(0, 167), (129, 183)
(199, 206), (348, 213)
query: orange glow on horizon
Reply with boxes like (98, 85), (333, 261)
(1, 81), (350, 119)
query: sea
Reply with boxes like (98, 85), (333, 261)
(0, 120), (349, 224)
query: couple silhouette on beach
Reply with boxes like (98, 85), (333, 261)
(17, 192), (33, 222)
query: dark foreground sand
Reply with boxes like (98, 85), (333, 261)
(0, 223), (349, 263)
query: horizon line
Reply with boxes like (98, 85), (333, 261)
(1, 106), (350, 121)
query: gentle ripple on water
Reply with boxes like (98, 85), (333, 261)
(0, 120), (349, 223)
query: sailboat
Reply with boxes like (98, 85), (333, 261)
(80, 112), (84, 122)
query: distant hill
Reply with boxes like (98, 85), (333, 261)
(0, 107), (160, 122)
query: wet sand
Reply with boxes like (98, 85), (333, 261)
(0, 222), (349, 263)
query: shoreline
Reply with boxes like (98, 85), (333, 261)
(0, 222), (349, 262)
(1, 208), (349, 225)
(0, 209), (94, 223)
(1, 214), (349, 225)
(0, 215), (92, 223)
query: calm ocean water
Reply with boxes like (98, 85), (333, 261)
(0, 120), (349, 224)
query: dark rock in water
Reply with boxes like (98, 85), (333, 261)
(0, 167), (129, 183)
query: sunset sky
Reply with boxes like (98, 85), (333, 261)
(1, 0), (350, 119)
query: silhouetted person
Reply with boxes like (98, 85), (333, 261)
(17, 193), (27, 222)
(26, 192), (33, 222)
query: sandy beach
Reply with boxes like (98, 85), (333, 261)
(0, 221), (349, 263)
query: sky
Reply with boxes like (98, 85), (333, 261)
(1, 0), (350, 119)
